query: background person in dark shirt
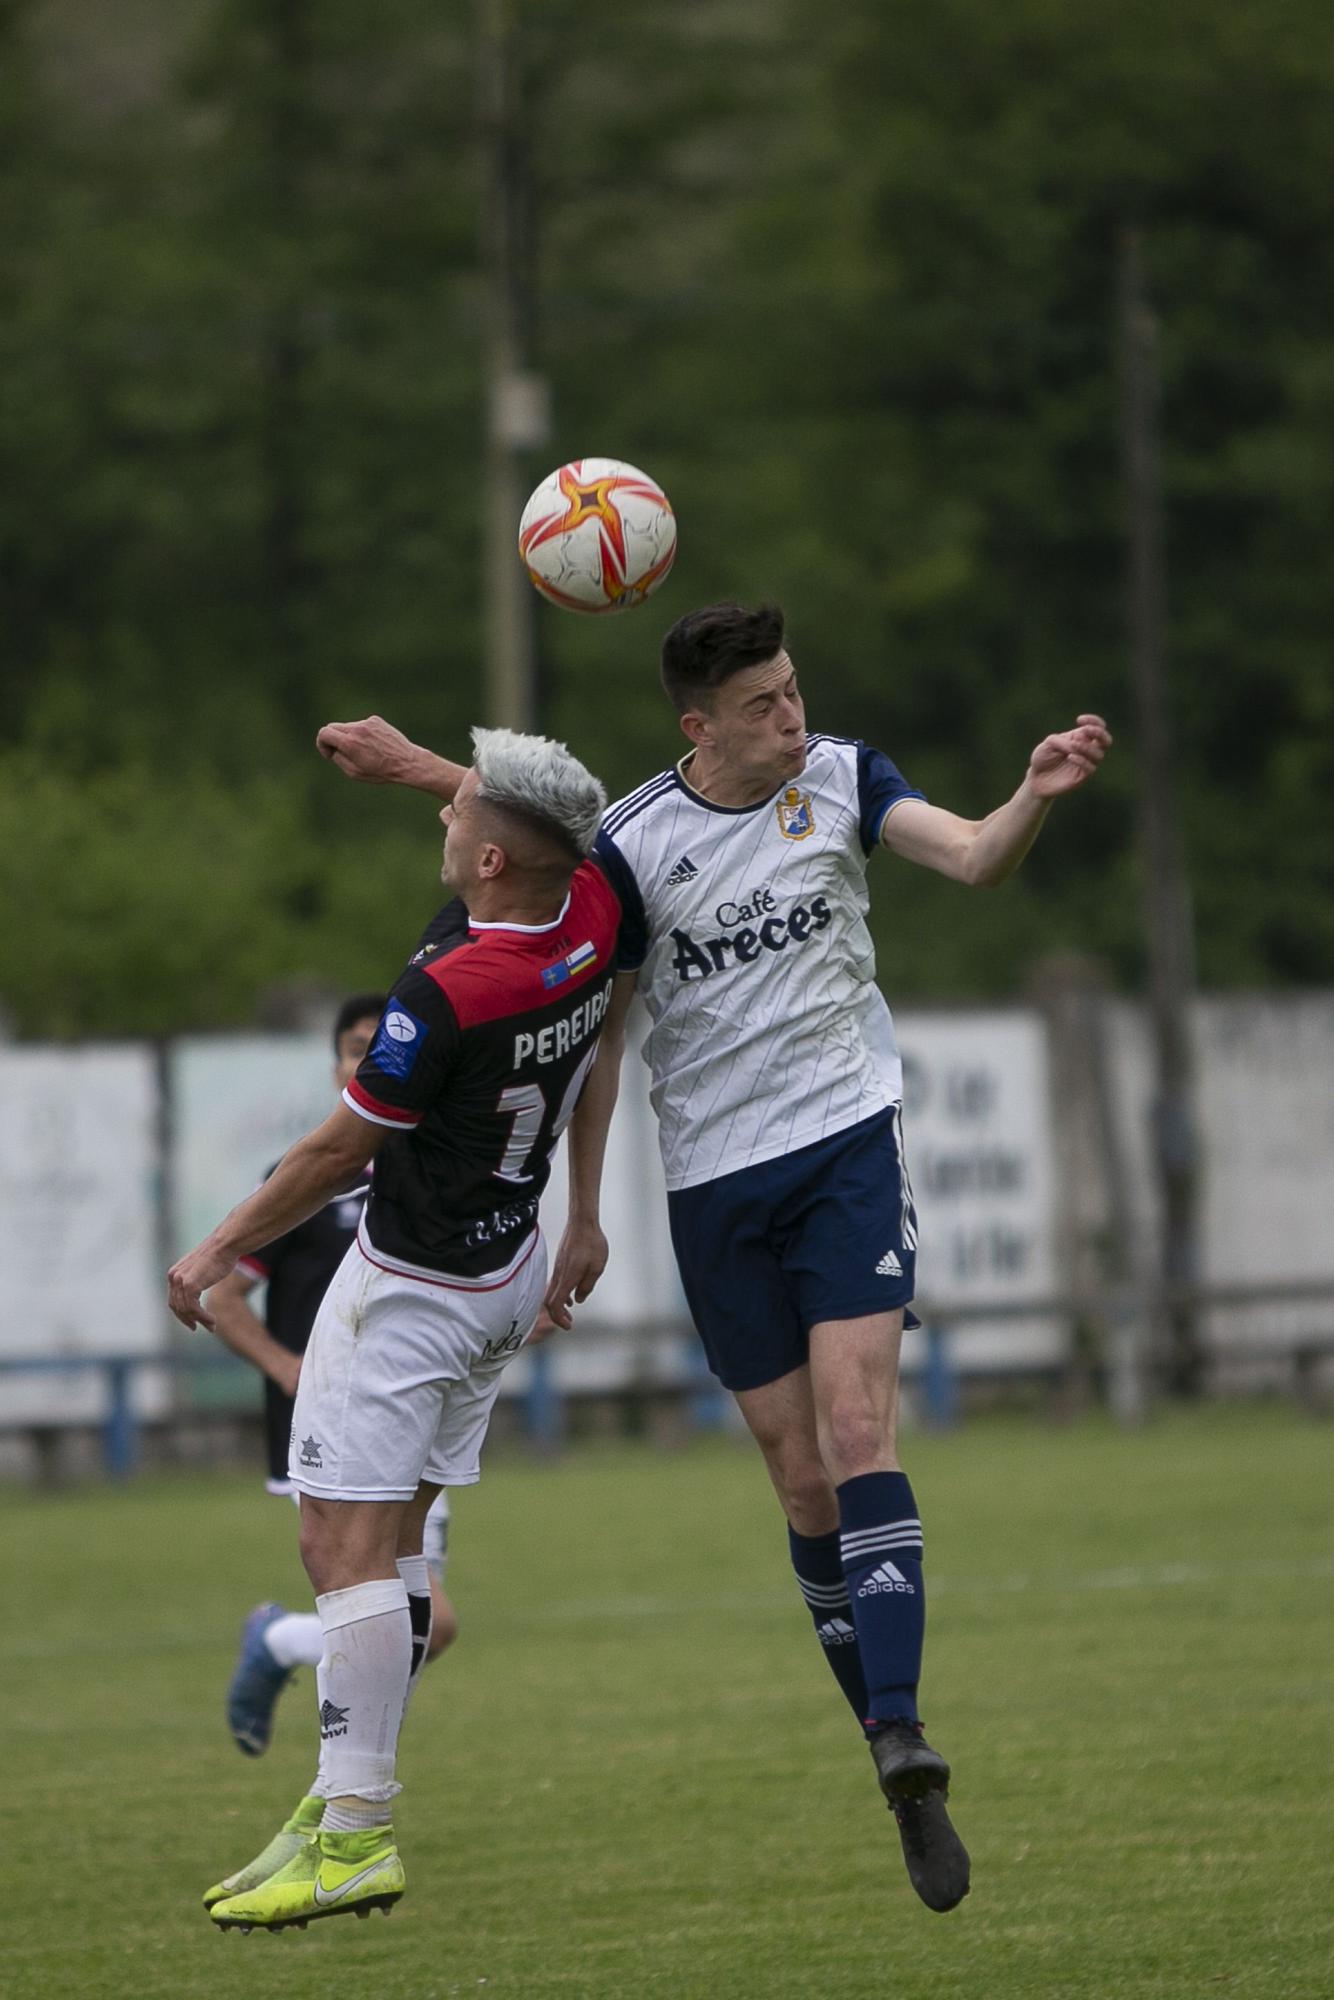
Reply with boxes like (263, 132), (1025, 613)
(206, 994), (458, 1760)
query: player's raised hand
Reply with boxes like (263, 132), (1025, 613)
(167, 1239), (238, 1331)
(317, 716), (467, 802)
(316, 714), (421, 785)
(544, 1216), (610, 1330)
(1026, 714), (1112, 799)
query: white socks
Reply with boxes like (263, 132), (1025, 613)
(263, 1611), (325, 1669)
(265, 1552), (432, 1673)
(312, 1577), (411, 1821)
(396, 1552), (430, 1598)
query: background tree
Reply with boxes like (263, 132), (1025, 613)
(3, 0), (1332, 1032)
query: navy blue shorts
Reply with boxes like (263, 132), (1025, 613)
(667, 1106), (920, 1393)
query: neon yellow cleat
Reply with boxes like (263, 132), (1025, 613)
(202, 1794), (323, 1910)
(210, 1824), (405, 1933)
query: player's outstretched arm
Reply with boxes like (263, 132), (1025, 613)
(205, 1270), (302, 1398)
(544, 969), (637, 1330)
(167, 1104), (385, 1331)
(316, 714), (467, 803)
(882, 714), (1111, 887)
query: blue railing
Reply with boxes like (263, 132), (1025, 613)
(0, 1323), (967, 1480)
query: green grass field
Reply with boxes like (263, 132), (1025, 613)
(4, 1405), (1331, 2000)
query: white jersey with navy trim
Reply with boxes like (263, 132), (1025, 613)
(594, 733), (923, 1191)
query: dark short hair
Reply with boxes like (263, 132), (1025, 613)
(333, 993), (387, 1054)
(660, 602), (786, 713)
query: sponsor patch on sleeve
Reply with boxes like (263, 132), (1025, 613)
(368, 1001), (430, 1080)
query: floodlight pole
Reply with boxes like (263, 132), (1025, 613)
(1117, 226), (1202, 1396)
(477, 0), (549, 734)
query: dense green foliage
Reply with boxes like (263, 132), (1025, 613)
(5, 1410), (1333, 1996)
(4, 0), (1332, 1033)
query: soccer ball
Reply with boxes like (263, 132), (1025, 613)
(518, 458), (677, 614)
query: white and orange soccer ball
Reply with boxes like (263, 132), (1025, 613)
(518, 458), (677, 613)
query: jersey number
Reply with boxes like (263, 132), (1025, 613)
(494, 1045), (598, 1184)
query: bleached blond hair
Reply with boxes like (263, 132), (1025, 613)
(470, 726), (606, 859)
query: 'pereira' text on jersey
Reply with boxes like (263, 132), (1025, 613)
(343, 860), (620, 1280)
(594, 736), (922, 1190)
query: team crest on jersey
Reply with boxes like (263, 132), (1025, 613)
(776, 788), (815, 840)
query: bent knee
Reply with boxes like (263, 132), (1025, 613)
(822, 1409), (897, 1482)
(761, 1454), (836, 1534)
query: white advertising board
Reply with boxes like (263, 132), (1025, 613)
(1105, 995), (1334, 1357)
(168, 1034), (336, 1400)
(1195, 997), (1334, 1292)
(169, 1034), (336, 1258)
(0, 1046), (162, 1424)
(895, 1010), (1066, 1370)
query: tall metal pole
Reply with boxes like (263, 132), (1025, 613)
(477, 0), (549, 733)
(261, 0), (312, 734)
(477, 4), (562, 1454)
(1117, 226), (1202, 1396)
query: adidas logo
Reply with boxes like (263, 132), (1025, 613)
(665, 854), (699, 887)
(816, 1617), (858, 1647)
(857, 1560), (915, 1597)
(319, 1699), (350, 1738)
(875, 1249), (903, 1277)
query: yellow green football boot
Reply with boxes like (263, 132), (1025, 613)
(210, 1823), (405, 1932)
(202, 1793), (323, 1911)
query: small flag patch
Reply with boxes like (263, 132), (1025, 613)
(541, 939), (598, 989)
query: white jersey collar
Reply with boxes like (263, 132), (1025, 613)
(675, 753), (796, 817)
(466, 889), (572, 935)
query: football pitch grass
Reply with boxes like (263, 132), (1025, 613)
(4, 1404), (1331, 2000)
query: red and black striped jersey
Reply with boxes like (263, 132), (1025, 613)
(344, 858), (620, 1279)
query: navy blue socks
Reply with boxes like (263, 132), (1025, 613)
(836, 1470), (925, 1729)
(788, 1524), (870, 1722)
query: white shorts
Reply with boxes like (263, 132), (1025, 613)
(288, 1231), (545, 1502)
